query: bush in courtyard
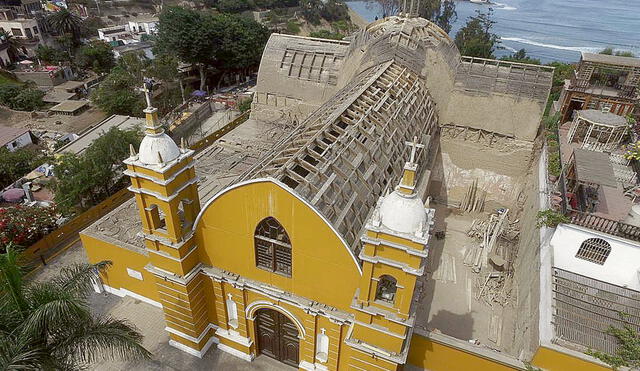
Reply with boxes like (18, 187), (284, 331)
(535, 209), (569, 228)
(0, 205), (58, 249)
(238, 97), (252, 112)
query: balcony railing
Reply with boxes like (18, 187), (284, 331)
(569, 210), (640, 242)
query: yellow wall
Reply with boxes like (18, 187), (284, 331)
(195, 180), (361, 312)
(80, 233), (159, 303)
(531, 346), (610, 371)
(408, 334), (520, 371)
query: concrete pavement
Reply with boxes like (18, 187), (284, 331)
(31, 242), (292, 371)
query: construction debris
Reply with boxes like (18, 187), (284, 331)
(460, 179), (487, 213)
(464, 209), (520, 308)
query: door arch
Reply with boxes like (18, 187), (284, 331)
(255, 308), (299, 367)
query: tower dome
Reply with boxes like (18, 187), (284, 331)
(377, 136), (427, 235)
(135, 77), (182, 166)
(138, 132), (181, 165)
(379, 191), (426, 234)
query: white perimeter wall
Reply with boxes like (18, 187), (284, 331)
(551, 223), (640, 291)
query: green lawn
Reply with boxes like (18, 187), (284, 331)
(0, 71), (18, 85)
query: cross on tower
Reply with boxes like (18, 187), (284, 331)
(404, 136), (425, 164)
(140, 77), (155, 109)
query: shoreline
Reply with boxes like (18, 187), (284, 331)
(348, 7), (369, 30)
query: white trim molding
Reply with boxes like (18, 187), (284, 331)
(192, 177), (363, 275)
(101, 284), (162, 308)
(245, 300), (307, 338)
(168, 334), (217, 359)
(165, 323), (218, 344)
(217, 343), (255, 362)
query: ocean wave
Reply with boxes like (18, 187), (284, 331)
(492, 2), (516, 10)
(501, 37), (605, 53)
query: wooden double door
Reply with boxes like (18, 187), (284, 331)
(255, 309), (299, 367)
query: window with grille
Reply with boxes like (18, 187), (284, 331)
(575, 238), (611, 265)
(254, 217), (292, 277)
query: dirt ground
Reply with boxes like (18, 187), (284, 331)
(0, 106), (108, 135)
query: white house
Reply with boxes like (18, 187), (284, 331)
(97, 24), (133, 43)
(127, 16), (158, 35)
(551, 223), (640, 291)
(0, 126), (34, 151)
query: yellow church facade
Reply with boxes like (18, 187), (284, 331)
(80, 14), (615, 371)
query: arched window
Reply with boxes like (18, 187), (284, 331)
(254, 217), (292, 276)
(375, 275), (397, 304)
(576, 238), (611, 265)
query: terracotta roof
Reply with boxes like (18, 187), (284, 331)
(0, 126), (29, 147)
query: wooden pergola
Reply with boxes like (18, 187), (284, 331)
(567, 109), (628, 152)
(564, 148), (617, 213)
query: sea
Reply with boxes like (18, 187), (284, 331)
(346, 0), (640, 63)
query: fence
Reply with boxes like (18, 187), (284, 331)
(22, 110), (251, 268)
(23, 187), (133, 268)
(190, 111), (250, 152)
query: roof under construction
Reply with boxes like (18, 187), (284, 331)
(86, 15), (553, 263)
(244, 60), (438, 253)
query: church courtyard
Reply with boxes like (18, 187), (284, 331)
(32, 242), (293, 371)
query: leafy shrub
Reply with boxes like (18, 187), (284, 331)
(535, 209), (569, 228)
(0, 205), (58, 249)
(238, 97), (252, 112)
(0, 84), (44, 111)
(309, 29), (343, 40)
(286, 20), (300, 34)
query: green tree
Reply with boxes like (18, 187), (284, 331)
(148, 54), (185, 112)
(155, 9), (270, 90)
(80, 16), (106, 38)
(47, 9), (83, 44)
(217, 0), (254, 13)
(0, 84), (45, 111)
(155, 7), (217, 91)
(434, 0), (457, 34)
(53, 127), (142, 214)
(76, 41), (115, 74)
(211, 14), (271, 79)
(90, 67), (144, 116)
(454, 9), (500, 58)
(600, 47), (635, 58)
(600, 47), (614, 55)
(500, 48), (541, 65)
(0, 147), (50, 189)
(0, 247), (150, 369)
(547, 61), (575, 89)
(35, 45), (68, 64)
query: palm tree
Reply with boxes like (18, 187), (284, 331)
(47, 9), (83, 43)
(0, 246), (150, 369)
